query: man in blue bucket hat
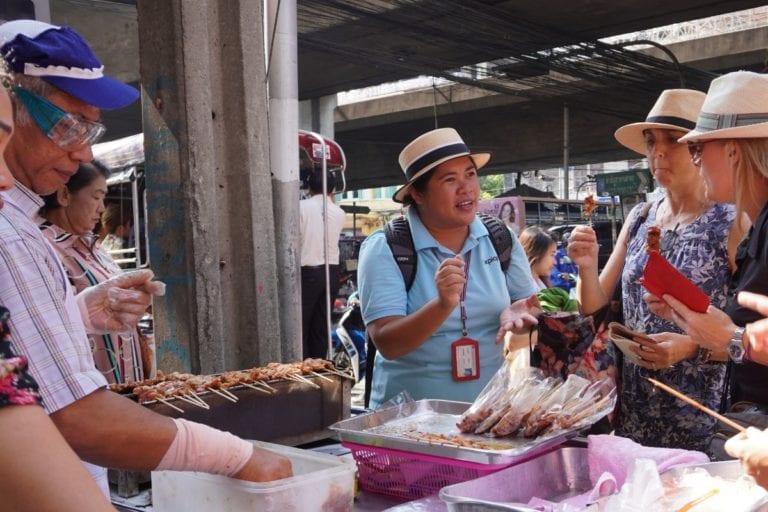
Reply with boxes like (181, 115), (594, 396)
(0, 20), (292, 494)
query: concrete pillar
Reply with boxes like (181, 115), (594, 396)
(137, 0), (282, 374)
(299, 95), (337, 139)
(268, 0), (302, 362)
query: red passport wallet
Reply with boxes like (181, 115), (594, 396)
(640, 252), (710, 313)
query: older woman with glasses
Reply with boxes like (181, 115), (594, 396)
(658, 71), (768, 418)
(568, 89), (738, 451)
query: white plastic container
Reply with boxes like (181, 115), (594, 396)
(152, 441), (356, 512)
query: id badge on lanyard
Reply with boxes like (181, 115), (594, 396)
(450, 251), (480, 382)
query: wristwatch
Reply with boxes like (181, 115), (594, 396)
(728, 326), (746, 362)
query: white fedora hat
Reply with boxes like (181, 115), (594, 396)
(679, 71), (768, 142)
(393, 127), (490, 203)
(614, 89), (706, 154)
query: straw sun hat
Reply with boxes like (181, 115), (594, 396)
(393, 127), (490, 203)
(614, 89), (706, 155)
(679, 71), (768, 143)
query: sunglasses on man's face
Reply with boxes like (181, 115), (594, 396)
(13, 87), (106, 150)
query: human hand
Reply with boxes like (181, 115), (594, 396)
(434, 255), (466, 310)
(738, 291), (768, 366)
(232, 446), (293, 482)
(495, 294), (542, 342)
(662, 294), (735, 351)
(644, 291), (674, 321)
(566, 226), (599, 271)
(725, 427), (768, 490)
(631, 332), (698, 370)
(76, 269), (166, 334)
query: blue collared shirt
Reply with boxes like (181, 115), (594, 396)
(359, 208), (537, 407)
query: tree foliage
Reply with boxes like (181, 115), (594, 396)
(480, 173), (505, 199)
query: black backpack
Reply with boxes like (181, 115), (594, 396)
(384, 212), (513, 290)
(363, 212), (514, 407)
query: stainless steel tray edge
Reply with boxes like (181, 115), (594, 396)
(330, 399), (579, 466)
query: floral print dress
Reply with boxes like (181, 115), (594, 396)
(0, 306), (41, 407)
(615, 201), (734, 451)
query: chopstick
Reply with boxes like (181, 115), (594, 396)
(647, 378), (745, 432)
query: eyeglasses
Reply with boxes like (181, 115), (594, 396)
(13, 87), (106, 150)
(687, 141), (706, 164)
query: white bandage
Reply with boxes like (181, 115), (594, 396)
(155, 418), (254, 477)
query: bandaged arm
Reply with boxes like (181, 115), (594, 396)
(155, 418), (253, 476)
(51, 389), (292, 482)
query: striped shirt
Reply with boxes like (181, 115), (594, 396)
(39, 221), (144, 384)
(0, 183), (107, 412)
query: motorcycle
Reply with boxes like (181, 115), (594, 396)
(331, 292), (367, 382)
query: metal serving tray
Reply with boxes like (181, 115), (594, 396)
(330, 399), (580, 466)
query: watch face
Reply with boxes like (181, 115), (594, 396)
(730, 330), (746, 361)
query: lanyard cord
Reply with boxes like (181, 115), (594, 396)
(459, 251), (471, 337)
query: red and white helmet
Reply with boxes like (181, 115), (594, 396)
(299, 130), (346, 191)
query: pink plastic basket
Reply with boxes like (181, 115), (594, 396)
(342, 442), (512, 500)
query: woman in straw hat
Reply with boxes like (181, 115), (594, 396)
(357, 128), (539, 408)
(568, 89), (738, 451)
(657, 71), (768, 412)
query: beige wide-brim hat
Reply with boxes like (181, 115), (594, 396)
(679, 71), (768, 143)
(614, 89), (706, 154)
(393, 127), (491, 203)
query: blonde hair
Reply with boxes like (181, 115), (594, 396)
(732, 139), (768, 222)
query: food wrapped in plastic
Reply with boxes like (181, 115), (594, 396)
(456, 364), (540, 433)
(488, 376), (561, 437)
(522, 374), (592, 437)
(459, 365), (616, 439)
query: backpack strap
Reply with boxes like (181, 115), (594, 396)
(478, 212), (512, 273)
(629, 201), (654, 240)
(384, 216), (417, 292)
(385, 213), (513, 291)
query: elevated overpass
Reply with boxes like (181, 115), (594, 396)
(22, 1), (767, 192)
(334, 26), (768, 190)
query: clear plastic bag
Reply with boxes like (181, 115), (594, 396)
(456, 363), (540, 433)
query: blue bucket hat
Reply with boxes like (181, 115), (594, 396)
(0, 20), (138, 110)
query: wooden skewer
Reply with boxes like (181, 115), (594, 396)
(647, 378), (745, 432)
(677, 489), (719, 512)
(289, 374), (321, 389)
(257, 381), (278, 392)
(327, 368), (355, 381)
(158, 397), (185, 413)
(208, 387), (238, 403)
(218, 387), (239, 400)
(310, 371), (334, 383)
(241, 382), (272, 394)
(188, 391), (210, 408)
(176, 394), (208, 409)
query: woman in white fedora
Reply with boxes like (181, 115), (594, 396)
(568, 89), (737, 451)
(656, 72), (768, 414)
(357, 127), (539, 408)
